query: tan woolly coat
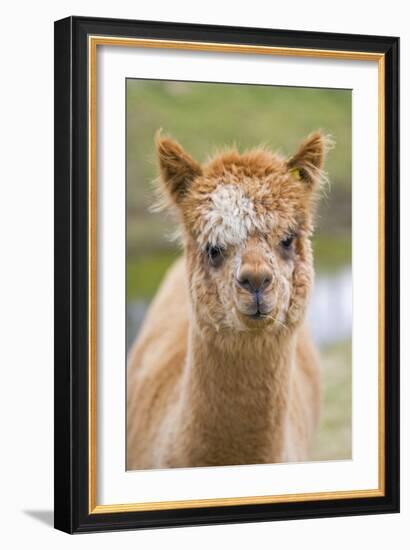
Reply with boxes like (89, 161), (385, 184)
(127, 131), (327, 470)
(127, 257), (320, 469)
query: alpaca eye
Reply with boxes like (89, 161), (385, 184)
(280, 235), (295, 249)
(206, 244), (225, 267)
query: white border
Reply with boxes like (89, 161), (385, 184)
(96, 46), (379, 505)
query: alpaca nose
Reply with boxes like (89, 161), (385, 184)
(236, 266), (273, 294)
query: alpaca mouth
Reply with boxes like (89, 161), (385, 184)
(245, 293), (272, 319)
(249, 310), (264, 320)
(240, 302), (273, 321)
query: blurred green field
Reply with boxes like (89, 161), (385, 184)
(312, 340), (352, 461)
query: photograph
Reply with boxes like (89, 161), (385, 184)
(54, 16), (399, 533)
(0, 0), (405, 544)
(126, 80), (352, 470)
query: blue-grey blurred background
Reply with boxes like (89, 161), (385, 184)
(126, 79), (352, 462)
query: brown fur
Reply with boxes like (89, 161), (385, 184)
(127, 131), (329, 469)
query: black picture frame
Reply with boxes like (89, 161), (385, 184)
(54, 15), (400, 534)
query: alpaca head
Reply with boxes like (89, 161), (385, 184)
(155, 131), (330, 334)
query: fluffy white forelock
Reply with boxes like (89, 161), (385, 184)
(201, 184), (275, 248)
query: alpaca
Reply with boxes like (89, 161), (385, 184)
(127, 131), (329, 469)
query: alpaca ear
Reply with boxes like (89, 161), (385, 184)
(287, 131), (331, 189)
(155, 131), (202, 204)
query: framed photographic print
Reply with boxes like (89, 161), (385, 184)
(54, 16), (400, 533)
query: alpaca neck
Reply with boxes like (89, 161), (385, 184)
(176, 321), (295, 467)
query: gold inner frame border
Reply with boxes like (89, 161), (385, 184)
(87, 35), (385, 514)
